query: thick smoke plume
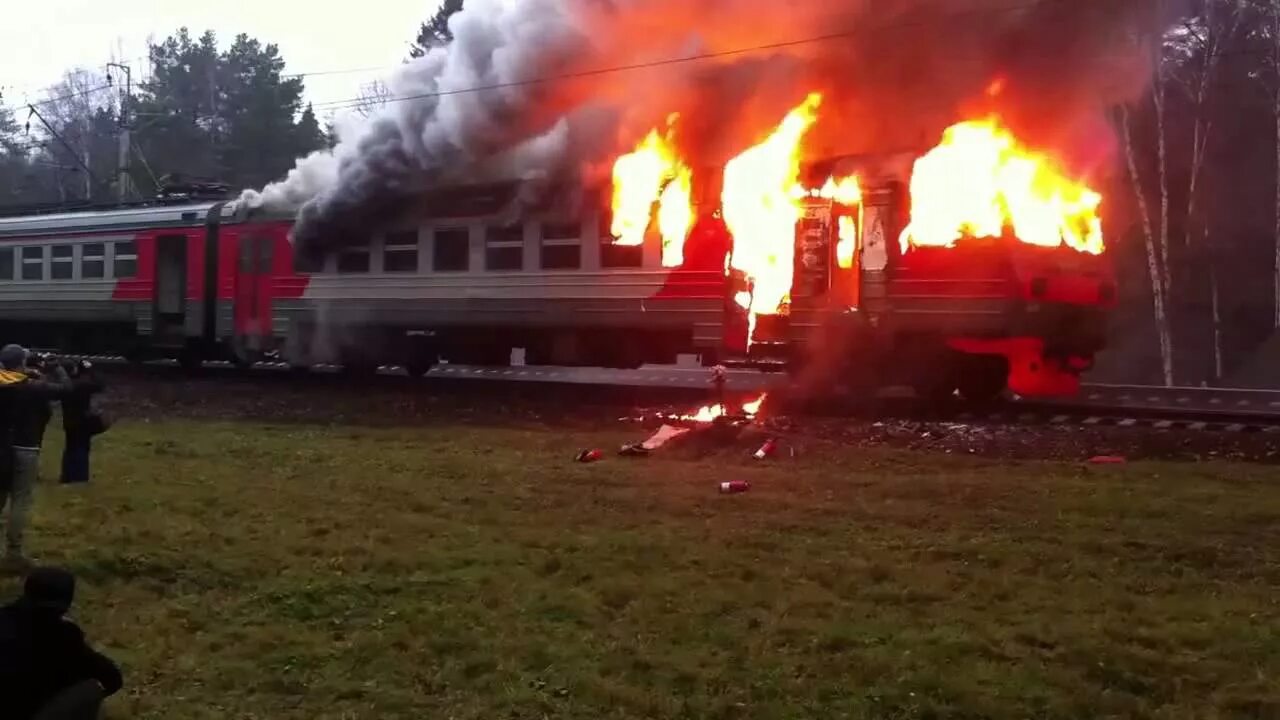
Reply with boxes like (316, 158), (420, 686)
(242, 0), (1179, 261)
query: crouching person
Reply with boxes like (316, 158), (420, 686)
(0, 567), (123, 720)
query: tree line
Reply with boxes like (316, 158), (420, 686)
(0, 3), (461, 209)
(1109, 0), (1280, 387)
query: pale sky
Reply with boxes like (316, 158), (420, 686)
(1, 0), (439, 121)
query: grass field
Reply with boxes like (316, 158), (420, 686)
(3, 418), (1277, 719)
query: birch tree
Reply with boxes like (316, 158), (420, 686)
(1169, 0), (1244, 381)
(1120, 16), (1176, 386)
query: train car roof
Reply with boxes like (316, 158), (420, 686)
(0, 201), (238, 239)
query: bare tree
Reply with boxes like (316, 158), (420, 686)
(1168, 0), (1244, 381)
(1120, 15), (1177, 386)
(353, 79), (393, 119)
(1121, 104), (1175, 386)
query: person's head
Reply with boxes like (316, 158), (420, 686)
(0, 344), (28, 371)
(19, 567), (75, 618)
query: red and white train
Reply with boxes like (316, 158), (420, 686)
(0, 160), (1116, 401)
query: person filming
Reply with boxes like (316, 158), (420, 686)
(58, 360), (105, 485)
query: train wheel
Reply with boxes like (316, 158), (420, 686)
(956, 354), (1009, 405)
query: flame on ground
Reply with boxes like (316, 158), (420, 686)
(610, 116), (694, 267)
(899, 118), (1103, 255)
(678, 393), (767, 423)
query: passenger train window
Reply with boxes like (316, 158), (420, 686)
(433, 228), (470, 272)
(293, 248), (322, 274)
(600, 243), (642, 269)
(485, 225), (524, 271)
(597, 213), (642, 268)
(337, 248), (371, 274)
(383, 230), (418, 273)
(541, 221), (581, 270)
(21, 247), (44, 281)
(0, 248), (12, 281)
(51, 246), (73, 280)
(113, 241), (137, 278)
(81, 243), (105, 279)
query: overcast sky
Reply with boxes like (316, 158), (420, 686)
(0, 0), (437, 120)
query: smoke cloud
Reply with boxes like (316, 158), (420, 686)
(242, 0), (1179, 261)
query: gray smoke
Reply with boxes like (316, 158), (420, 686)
(243, 0), (1180, 261)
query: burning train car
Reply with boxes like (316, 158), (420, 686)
(0, 96), (1114, 401)
(271, 94), (1114, 400)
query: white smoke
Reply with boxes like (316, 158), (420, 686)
(242, 0), (590, 258)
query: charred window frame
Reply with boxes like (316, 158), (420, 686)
(292, 243), (323, 273)
(50, 245), (73, 280)
(21, 246), (45, 281)
(485, 224), (524, 271)
(337, 247), (371, 274)
(598, 213), (642, 268)
(0, 247), (13, 281)
(540, 221), (581, 270)
(433, 228), (470, 272)
(383, 230), (419, 273)
(81, 243), (105, 279)
(113, 241), (137, 278)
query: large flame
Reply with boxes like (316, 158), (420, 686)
(900, 118), (1103, 254)
(657, 166), (693, 267)
(722, 93), (823, 338)
(610, 116), (694, 267)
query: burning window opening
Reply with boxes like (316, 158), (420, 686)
(609, 114), (693, 268)
(899, 117), (1104, 255)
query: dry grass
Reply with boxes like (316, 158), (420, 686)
(3, 418), (1277, 719)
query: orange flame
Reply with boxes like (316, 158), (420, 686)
(657, 166), (693, 267)
(836, 216), (857, 270)
(900, 118), (1103, 255)
(679, 393), (767, 423)
(610, 116), (694, 267)
(722, 93), (823, 340)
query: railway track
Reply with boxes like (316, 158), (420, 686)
(56, 351), (1280, 431)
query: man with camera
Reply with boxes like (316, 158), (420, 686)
(0, 345), (94, 570)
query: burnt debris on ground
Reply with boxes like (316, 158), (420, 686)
(94, 368), (1280, 464)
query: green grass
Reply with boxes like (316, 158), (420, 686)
(5, 419), (1278, 719)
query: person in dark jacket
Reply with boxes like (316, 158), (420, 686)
(0, 567), (123, 720)
(58, 360), (104, 485)
(0, 345), (80, 568)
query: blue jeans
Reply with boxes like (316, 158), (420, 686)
(61, 434), (91, 485)
(2, 447), (39, 553)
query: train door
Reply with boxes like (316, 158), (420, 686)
(233, 232), (275, 362)
(152, 234), (188, 347)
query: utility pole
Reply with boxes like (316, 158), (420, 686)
(107, 63), (133, 201)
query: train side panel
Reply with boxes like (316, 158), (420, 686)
(277, 211), (727, 371)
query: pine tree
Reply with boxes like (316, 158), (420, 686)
(409, 0), (465, 57)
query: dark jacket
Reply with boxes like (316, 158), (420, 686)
(0, 366), (78, 450)
(60, 367), (104, 437)
(0, 602), (123, 719)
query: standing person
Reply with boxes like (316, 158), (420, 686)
(0, 345), (77, 569)
(0, 567), (124, 720)
(58, 360), (104, 486)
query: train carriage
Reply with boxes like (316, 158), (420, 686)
(0, 156), (1115, 401)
